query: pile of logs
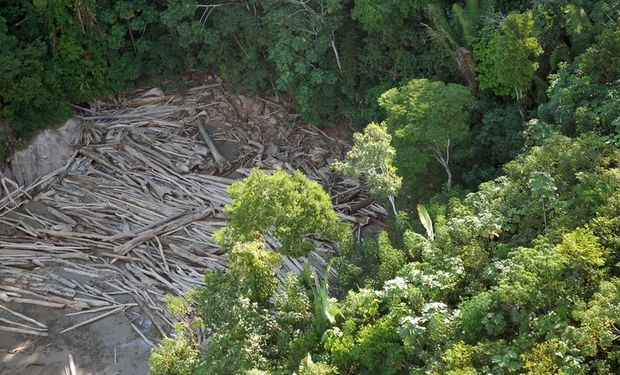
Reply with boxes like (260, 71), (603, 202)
(0, 83), (386, 340)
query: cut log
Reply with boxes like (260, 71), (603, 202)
(0, 325), (48, 336)
(197, 119), (229, 170)
(114, 207), (213, 255)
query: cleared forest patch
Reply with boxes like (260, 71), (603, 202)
(0, 80), (385, 373)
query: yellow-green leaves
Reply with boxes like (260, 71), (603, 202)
(474, 11), (543, 99)
(333, 122), (402, 214)
(554, 228), (607, 270)
(218, 168), (351, 257)
(228, 240), (280, 303)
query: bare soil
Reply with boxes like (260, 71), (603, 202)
(1, 298), (151, 374)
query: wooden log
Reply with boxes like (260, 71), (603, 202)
(0, 325), (48, 336)
(130, 322), (155, 347)
(10, 298), (65, 309)
(66, 303), (136, 317)
(197, 119), (229, 170)
(114, 207), (213, 255)
(104, 210), (187, 242)
(0, 304), (43, 329)
(0, 317), (47, 332)
(131, 295), (166, 337)
(60, 306), (124, 334)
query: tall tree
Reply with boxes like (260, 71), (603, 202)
(474, 11), (543, 101)
(379, 79), (474, 189)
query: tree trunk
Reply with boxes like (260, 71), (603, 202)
(431, 139), (452, 189)
(444, 165), (452, 189)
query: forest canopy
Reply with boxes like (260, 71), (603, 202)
(2, 0), (620, 374)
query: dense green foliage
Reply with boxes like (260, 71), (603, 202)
(6, 0), (620, 373)
(215, 169), (351, 257)
(474, 11), (543, 99)
(0, 0), (463, 154)
(0, 0), (209, 154)
(148, 0), (620, 373)
(379, 79), (475, 191)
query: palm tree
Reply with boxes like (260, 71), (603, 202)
(423, 0), (496, 94)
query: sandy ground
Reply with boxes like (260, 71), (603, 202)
(0, 301), (152, 374)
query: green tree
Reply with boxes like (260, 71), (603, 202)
(573, 278), (620, 361)
(539, 28), (620, 137)
(333, 122), (402, 215)
(263, 0), (345, 123)
(578, 28), (620, 84)
(474, 11), (543, 100)
(150, 331), (202, 375)
(555, 228), (607, 285)
(216, 168), (351, 257)
(379, 79), (475, 190)
(521, 340), (563, 375)
(228, 240), (280, 303)
(192, 242), (311, 374)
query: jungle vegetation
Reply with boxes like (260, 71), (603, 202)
(2, 0), (620, 373)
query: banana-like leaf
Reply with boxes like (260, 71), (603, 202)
(417, 204), (434, 241)
(311, 267), (340, 328)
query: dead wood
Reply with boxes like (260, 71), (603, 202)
(114, 207), (213, 255)
(60, 306), (125, 334)
(0, 325), (49, 336)
(197, 118), (230, 171)
(0, 82), (386, 346)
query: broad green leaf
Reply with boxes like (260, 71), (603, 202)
(417, 204), (434, 241)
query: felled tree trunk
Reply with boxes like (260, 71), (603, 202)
(197, 119), (230, 172)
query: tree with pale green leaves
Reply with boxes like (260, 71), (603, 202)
(215, 168), (351, 257)
(333, 122), (402, 215)
(379, 79), (474, 190)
